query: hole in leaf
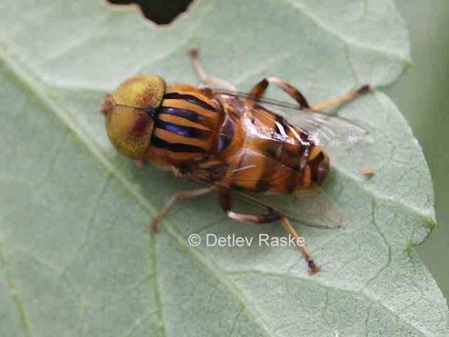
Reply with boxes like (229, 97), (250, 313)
(108, 0), (194, 25)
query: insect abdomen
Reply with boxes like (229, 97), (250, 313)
(223, 106), (329, 194)
(228, 144), (329, 194)
(265, 128), (330, 193)
(268, 143), (329, 193)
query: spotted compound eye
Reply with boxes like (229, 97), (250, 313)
(101, 75), (166, 159)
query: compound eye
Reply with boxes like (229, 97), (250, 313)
(113, 75), (166, 109)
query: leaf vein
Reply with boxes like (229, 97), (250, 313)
(0, 240), (34, 337)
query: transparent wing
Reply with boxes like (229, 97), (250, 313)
(215, 90), (372, 148)
(188, 90), (369, 228)
(191, 175), (348, 229)
(194, 154), (347, 229)
(265, 105), (371, 147)
(234, 188), (348, 229)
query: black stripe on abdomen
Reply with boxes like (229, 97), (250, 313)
(308, 150), (328, 184)
(217, 116), (234, 153)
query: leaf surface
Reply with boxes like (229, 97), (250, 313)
(0, 0), (448, 336)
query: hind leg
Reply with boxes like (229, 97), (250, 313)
(218, 188), (320, 274)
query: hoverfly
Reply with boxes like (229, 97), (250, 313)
(101, 47), (371, 274)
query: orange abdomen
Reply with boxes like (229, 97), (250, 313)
(143, 85), (330, 195)
(214, 101), (330, 194)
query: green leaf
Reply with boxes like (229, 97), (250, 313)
(0, 0), (447, 336)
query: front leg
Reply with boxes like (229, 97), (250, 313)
(189, 47), (236, 91)
(217, 188), (320, 274)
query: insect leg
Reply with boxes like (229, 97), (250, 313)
(218, 188), (319, 274)
(188, 47), (236, 91)
(218, 188), (281, 223)
(247, 77), (311, 109)
(248, 78), (371, 113)
(280, 217), (320, 275)
(150, 187), (214, 232)
(310, 85), (371, 112)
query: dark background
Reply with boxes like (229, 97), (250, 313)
(108, 0), (449, 299)
(108, 0), (192, 25)
(386, 0), (449, 299)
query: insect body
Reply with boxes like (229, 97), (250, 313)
(101, 48), (370, 274)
